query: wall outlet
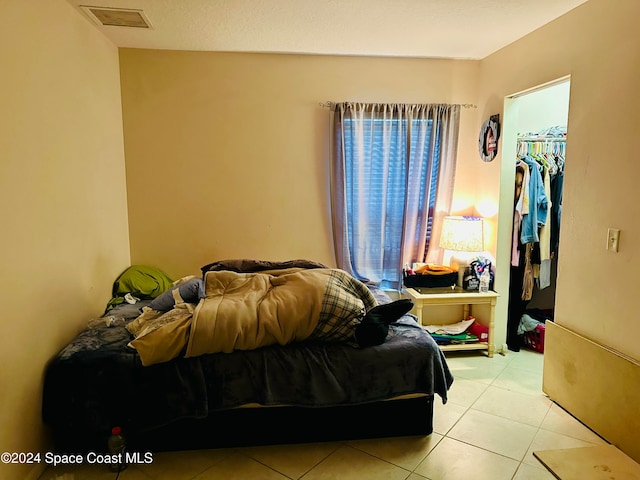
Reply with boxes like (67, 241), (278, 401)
(607, 228), (620, 252)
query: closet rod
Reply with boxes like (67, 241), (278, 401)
(517, 137), (566, 142)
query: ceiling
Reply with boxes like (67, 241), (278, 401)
(67, 0), (588, 60)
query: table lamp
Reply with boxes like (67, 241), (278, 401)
(439, 216), (484, 286)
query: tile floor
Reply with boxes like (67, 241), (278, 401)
(40, 349), (608, 480)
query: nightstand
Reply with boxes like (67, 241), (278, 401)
(403, 286), (500, 357)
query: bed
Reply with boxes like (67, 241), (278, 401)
(42, 261), (453, 453)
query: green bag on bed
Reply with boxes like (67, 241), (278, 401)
(106, 265), (174, 311)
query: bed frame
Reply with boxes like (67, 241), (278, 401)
(43, 283), (450, 454)
(50, 395), (434, 453)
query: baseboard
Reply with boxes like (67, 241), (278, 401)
(543, 322), (640, 463)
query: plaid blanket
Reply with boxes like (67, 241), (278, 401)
(311, 269), (377, 343)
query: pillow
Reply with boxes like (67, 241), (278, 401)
(106, 265), (174, 310)
(201, 258), (328, 274)
(149, 278), (205, 312)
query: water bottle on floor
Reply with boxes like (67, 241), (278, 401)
(107, 426), (127, 472)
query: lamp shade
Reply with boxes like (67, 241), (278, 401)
(439, 216), (484, 252)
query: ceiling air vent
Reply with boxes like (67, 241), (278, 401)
(79, 5), (152, 28)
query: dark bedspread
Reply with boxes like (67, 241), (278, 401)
(42, 292), (453, 441)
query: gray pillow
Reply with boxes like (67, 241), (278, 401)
(149, 278), (205, 312)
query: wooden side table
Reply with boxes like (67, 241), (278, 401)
(403, 286), (500, 357)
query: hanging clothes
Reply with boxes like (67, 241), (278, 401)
(550, 168), (564, 256)
(514, 137), (566, 290)
(507, 131), (565, 351)
(511, 161), (529, 267)
(538, 166), (553, 289)
(520, 156), (548, 245)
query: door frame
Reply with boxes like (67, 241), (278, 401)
(494, 76), (571, 353)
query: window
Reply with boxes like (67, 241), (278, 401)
(332, 103), (459, 290)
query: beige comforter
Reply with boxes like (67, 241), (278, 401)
(127, 268), (377, 366)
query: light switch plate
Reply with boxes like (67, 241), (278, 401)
(607, 228), (620, 252)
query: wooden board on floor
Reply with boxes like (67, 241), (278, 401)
(542, 322), (640, 462)
(534, 445), (640, 480)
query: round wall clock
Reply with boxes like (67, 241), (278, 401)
(478, 115), (500, 162)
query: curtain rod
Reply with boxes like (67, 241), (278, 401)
(319, 101), (477, 109)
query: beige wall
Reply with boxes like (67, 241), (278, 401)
(5, 0), (640, 473)
(119, 0), (640, 361)
(479, 0), (640, 361)
(117, 5), (640, 454)
(0, 2), (130, 479)
(119, 50), (481, 279)
(477, 0), (640, 460)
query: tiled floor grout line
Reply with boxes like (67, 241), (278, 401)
(514, 420), (551, 479)
(440, 351), (555, 480)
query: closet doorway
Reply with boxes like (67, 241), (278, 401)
(496, 78), (570, 353)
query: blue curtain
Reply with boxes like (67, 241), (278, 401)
(331, 103), (460, 290)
